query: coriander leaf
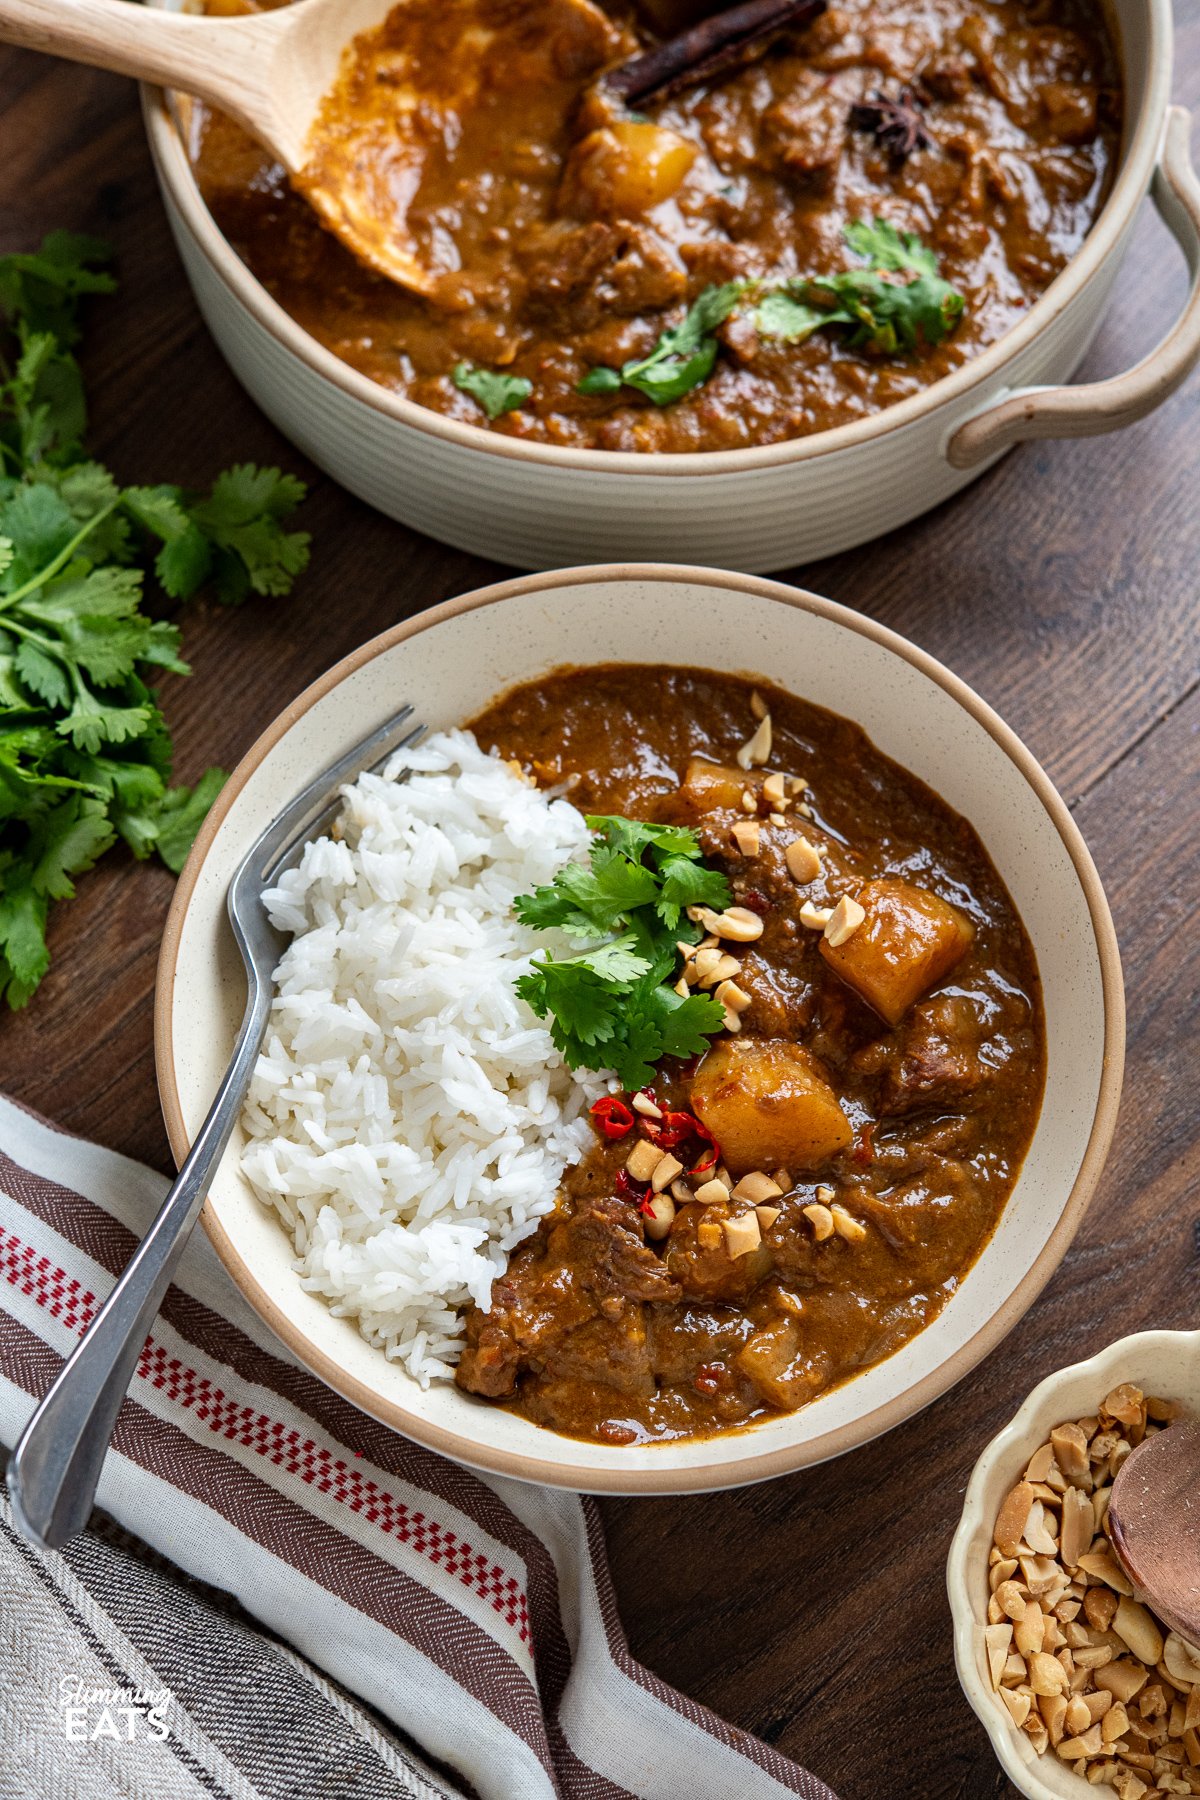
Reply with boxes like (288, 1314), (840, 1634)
(453, 363), (532, 421)
(577, 366), (623, 396)
(622, 339), (717, 406)
(183, 466), (311, 603)
(0, 232), (312, 1006)
(569, 937), (651, 984)
(29, 792), (115, 899)
(144, 767), (227, 873)
(586, 815), (702, 862)
(516, 957), (619, 1056)
(13, 639), (70, 709)
(613, 979), (726, 1089)
(0, 864), (49, 1002)
(844, 217), (938, 278)
(755, 288), (846, 345)
(58, 688), (151, 754)
(513, 809), (732, 1082)
(655, 854), (731, 928)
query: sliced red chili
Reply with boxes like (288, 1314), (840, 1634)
(689, 1118), (719, 1175)
(591, 1096), (634, 1139)
(653, 1108), (699, 1150)
(853, 1121), (875, 1167)
(638, 1194), (658, 1219)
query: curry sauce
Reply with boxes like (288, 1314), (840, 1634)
(189, 0), (1120, 453)
(455, 666), (1046, 1445)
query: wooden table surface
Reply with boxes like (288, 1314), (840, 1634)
(2, 15), (1198, 1798)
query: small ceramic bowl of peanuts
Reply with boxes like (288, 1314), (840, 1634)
(948, 1329), (1200, 1800)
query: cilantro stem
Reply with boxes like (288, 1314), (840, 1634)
(0, 499), (118, 613)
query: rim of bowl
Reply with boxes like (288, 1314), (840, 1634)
(139, 0), (1172, 481)
(154, 563), (1126, 1492)
(947, 1326), (1200, 1799)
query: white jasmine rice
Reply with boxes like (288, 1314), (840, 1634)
(239, 729), (606, 1385)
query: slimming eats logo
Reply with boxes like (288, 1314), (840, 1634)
(57, 1677), (172, 1743)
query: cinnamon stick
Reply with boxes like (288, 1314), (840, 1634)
(604, 0), (828, 109)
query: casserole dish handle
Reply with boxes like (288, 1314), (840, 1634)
(947, 107), (1200, 470)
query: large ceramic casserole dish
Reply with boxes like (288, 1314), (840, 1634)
(155, 565), (1124, 1493)
(138, 0), (1200, 573)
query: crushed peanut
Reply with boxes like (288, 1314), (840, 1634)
(784, 835), (822, 884)
(626, 1138), (665, 1183)
(650, 1153), (684, 1193)
(741, 788), (758, 813)
(737, 712), (773, 769)
(985, 1384), (1199, 1797)
(762, 771), (787, 807)
(731, 819), (761, 855)
(731, 1171), (783, 1204)
(769, 811), (788, 827)
(824, 894), (866, 947)
(698, 952), (743, 990)
(632, 1091), (663, 1119)
(799, 900), (834, 931)
(750, 689), (768, 721)
(715, 977), (752, 1015)
(722, 1211), (762, 1258)
(815, 1184), (835, 1203)
(641, 1192), (675, 1240)
(802, 1202), (835, 1241)
(830, 1202), (867, 1243)
(755, 1205), (781, 1230)
(694, 1178), (732, 1206)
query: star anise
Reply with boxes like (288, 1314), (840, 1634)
(849, 84), (935, 164)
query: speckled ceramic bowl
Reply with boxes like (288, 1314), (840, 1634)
(138, 0), (1200, 571)
(948, 1329), (1200, 1799)
(155, 564), (1124, 1492)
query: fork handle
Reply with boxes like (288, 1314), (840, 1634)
(7, 977), (271, 1550)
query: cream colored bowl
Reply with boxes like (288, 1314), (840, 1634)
(141, 1), (1200, 572)
(948, 1329), (1200, 1799)
(155, 565), (1124, 1492)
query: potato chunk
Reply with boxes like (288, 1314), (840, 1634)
(736, 1317), (833, 1412)
(563, 122), (696, 218)
(680, 758), (760, 812)
(690, 1037), (851, 1175)
(819, 877), (973, 1026)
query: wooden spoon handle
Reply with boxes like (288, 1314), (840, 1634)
(0, 0), (292, 158)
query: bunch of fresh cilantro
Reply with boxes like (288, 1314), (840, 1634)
(0, 231), (311, 1008)
(575, 217), (966, 408)
(514, 814), (734, 1089)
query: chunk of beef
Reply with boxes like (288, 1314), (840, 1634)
(874, 993), (990, 1116)
(455, 1195), (679, 1400)
(521, 221), (686, 334)
(762, 71), (848, 184)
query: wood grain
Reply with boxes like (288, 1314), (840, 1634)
(0, 11), (1198, 1796)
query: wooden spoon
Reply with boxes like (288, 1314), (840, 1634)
(0, 0), (829, 298)
(1108, 1411), (1200, 1647)
(0, 0), (469, 294)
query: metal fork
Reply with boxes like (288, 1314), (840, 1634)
(7, 705), (425, 1550)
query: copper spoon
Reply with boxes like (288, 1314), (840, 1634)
(1109, 1411), (1200, 1646)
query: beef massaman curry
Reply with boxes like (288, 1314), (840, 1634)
(191, 0), (1120, 452)
(453, 666), (1045, 1444)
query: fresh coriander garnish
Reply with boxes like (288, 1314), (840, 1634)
(0, 232), (311, 1008)
(577, 220), (965, 406)
(754, 218), (965, 353)
(576, 282), (742, 407)
(514, 813), (732, 1090)
(453, 362), (532, 420)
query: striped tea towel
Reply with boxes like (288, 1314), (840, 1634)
(0, 1096), (840, 1800)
